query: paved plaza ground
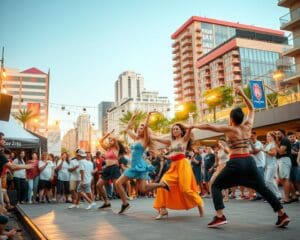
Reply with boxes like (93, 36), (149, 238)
(18, 197), (300, 240)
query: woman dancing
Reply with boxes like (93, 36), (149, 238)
(152, 123), (204, 220)
(97, 129), (125, 209)
(115, 111), (169, 214)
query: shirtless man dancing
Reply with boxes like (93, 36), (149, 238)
(193, 86), (290, 228)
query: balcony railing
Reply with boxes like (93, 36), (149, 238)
(199, 84), (300, 123)
(280, 7), (300, 27)
(290, 34), (300, 49)
(282, 63), (300, 80)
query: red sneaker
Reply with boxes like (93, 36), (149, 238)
(275, 213), (290, 228)
(207, 215), (228, 228)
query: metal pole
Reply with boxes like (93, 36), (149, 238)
(0, 47), (4, 92)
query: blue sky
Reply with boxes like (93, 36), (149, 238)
(0, 0), (287, 132)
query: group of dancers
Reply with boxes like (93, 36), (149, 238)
(82, 86), (291, 228)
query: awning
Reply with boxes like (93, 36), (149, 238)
(0, 117), (40, 149)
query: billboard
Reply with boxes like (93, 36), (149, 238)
(249, 80), (266, 109)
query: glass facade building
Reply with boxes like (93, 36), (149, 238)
(201, 22), (236, 54)
(239, 48), (280, 89)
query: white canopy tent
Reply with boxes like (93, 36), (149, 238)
(0, 117), (40, 149)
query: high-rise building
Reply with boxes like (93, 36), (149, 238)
(171, 16), (285, 110)
(115, 71), (144, 104)
(5, 67), (49, 135)
(196, 30), (290, 116)
(61, 128), (77, 154)
(278, 0), (300, 89)
(107, 90), (170, 134)
(76, 114), (91, 151)
(98, 101), (114, 135)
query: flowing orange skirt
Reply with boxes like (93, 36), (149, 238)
(153, 158), (203, 210)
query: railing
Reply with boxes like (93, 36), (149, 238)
(283, 63), (300, 79)
(288, 34), (300, 49)
(199, 85), (300, 123)
(280, 7), (300, 27)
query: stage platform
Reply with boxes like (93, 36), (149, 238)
(17, 198), (300, 240)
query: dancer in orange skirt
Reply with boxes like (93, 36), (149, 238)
(152, 123), (204, 219)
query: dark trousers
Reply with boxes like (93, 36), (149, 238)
(13, 177), (27, 202)
(212, 156), (282, 212)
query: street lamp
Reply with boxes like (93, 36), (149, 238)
(0, 47), (6, 92)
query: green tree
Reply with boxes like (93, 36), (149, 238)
(14, 108), (37, 128)
(243, 85), (251, 99)
(203, 86), (233, 122)
(148, 112), (170, 134)
(119, 110), (147, 132)
(174, 102), (197, 122)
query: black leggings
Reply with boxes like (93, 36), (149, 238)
(13, 177), (27, 202)
(212, 156), (282, 212)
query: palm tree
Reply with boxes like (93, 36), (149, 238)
(119, 110), (147, 132)
(149, 112), (170, 134)
(14, 108), (37, 128)
(203, 86), (233, 122)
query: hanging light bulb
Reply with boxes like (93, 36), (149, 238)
(61, 106), (65, 111)
(67, 112), (70, 115)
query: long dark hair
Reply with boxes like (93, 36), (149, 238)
(18, 150), (26, 164)
(171, 123), (186, 140)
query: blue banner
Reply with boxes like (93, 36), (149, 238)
(249, 80), (266, 109)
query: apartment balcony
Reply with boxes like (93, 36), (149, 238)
(218, 73), (225, 79)
(196, 49), (203, 55)
(278, 0), (299, 7)
(175, 95), (183, 102)
(183, 76), (194, 83)
(195, 28), (201, 33)
(282, 63), (300, 86)
(172, 46), (180, 54)
(196, 32), (202, 40)
(283, 35), (300, 57)
(232, 58), (240, 64)
(280, 7), (300, 31)
(204, 71), (210, 77)
(182, 47), (192, 55)
(233, 66), (241, 72)
(182, 41), (192, 48)
(184, 91), (195, 97)
(172, 54), (180, 61)
(183, 61), (193, 69)
(173, 61), (180, 68)
(219, 79), (225, 86)
(174, 75), (181, 81)
(174, 82), (181, 88)
(183, 69), (194, 76)
(233, 75), (242, 83)
(183, 83), (194, 90)
(182, 55), (193, 62)
(175, 88), (183, 94)
(217, 66), (224, 72)
(172, 41), (180, 48)
(232, 49), (239, 56)
(173, 68), (181, 74)
(182, 33), (192, 41)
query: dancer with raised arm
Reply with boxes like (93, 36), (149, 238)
(97, 129), (125, 210)
(192, 86), (290, 228)
(152, 123), (204, 220)
(115, 111), (169, 214)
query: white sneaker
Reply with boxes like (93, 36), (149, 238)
(68, 204), (79, 209)
(86, 202), (96, 210)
